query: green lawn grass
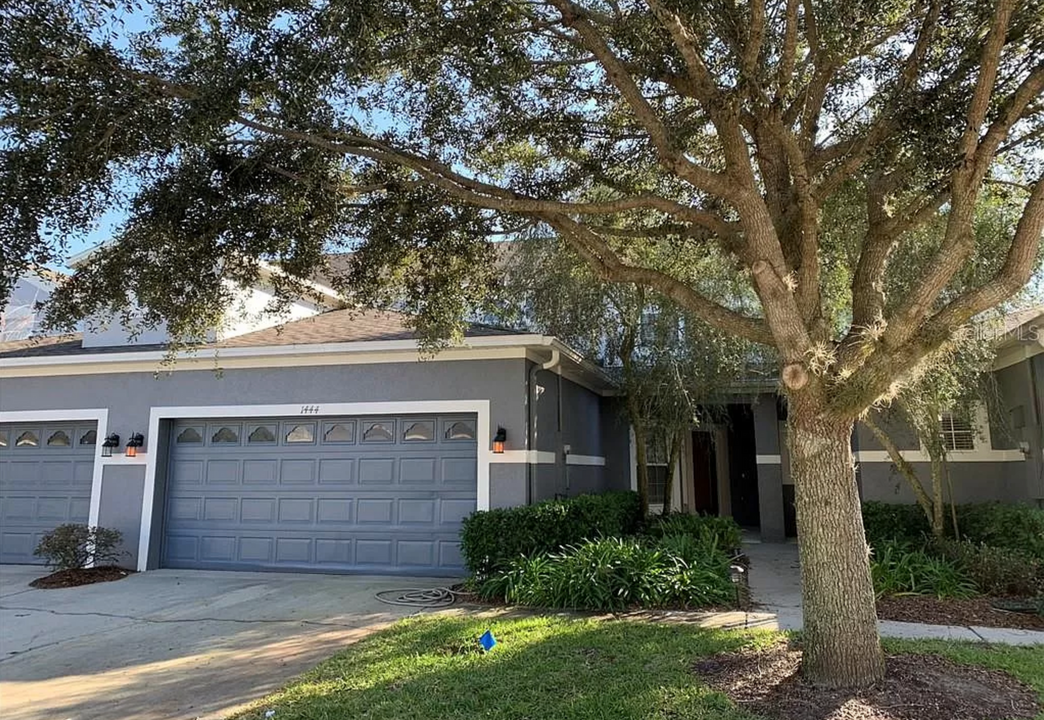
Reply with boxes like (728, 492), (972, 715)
(232, 614), (1044, 720)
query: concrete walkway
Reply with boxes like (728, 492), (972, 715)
(737, 542), (1044, 645)
(0, 565), (457, 720)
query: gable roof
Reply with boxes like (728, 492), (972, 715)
(221, 309), (517, 347)
(0, 309), (520, 359)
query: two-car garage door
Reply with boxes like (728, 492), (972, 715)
(0, 422), (97, 564)
(161, 414), (478, 574)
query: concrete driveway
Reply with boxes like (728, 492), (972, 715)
(0, 565), (457, 720)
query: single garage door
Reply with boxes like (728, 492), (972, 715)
(0, 422), (97, 564)
(162, 414), (478, 574)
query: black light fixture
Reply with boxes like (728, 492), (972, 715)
(125, 433), (145, 458)
(492, 427), (507, 454)
(101, 433), (120, 458)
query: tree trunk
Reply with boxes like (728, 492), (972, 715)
(861, 416), (935, 527)
(660, 429), (682, 515)
(633, 418), (650, 518)
(789, 401), (885, 687)
(929, 454), (945, 537)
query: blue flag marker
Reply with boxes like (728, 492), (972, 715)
(479, 630), (497, 652)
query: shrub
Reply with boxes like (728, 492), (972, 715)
(870, 541), (977, 599)
(862, 502), (931, 547)
(956, 504), (1044, 561)
(34, 524), (125, 571)
(460, 491), (642, 575)
(476, 536), (735, 611)
(930, 538), (1043, 597)
(644, 513), (743, 554)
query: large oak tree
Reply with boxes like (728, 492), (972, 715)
(2, 0), (1042, 687)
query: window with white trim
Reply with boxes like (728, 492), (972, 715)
(645, 437), (668, 505)
(940, 412), (975, 451)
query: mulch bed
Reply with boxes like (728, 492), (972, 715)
(29, 565), (133, 589)
(695, 640), (1040, 720)
(877, 595), (1044, 631)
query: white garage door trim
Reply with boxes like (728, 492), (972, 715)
(0, 408), (109, 554)
(139, 400), (492, 571)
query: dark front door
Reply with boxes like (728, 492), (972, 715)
(726, 405), (761, 528)
(690, 430), (717, 515)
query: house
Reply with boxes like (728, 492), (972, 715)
(2, 254), (1041, 572)
(0, 269), (64, 342)
(0, 303), (624, 574)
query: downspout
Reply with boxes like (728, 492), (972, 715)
(527, 347), (561, 504)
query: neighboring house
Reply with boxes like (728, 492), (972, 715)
(647, 309), (1043, 541)
(0, 305), (623, 574)
(0, 269), (64, 342)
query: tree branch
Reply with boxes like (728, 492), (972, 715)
(542, 213), (774, 345)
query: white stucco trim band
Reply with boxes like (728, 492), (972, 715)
(0, 408), (109, 549)
(855, 449), (1026, 463)
(566, 454), (606, 466)
(489, 450), (558, 464)
(136, 400), (491, 572)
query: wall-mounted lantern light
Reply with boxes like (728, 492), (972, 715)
(101, 433), (120, 458)
(492, 427), (506, 454)
(125, 433), (145, 458)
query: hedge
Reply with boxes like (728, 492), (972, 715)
(474, 535), (736, 611)
(460, 491), (642, 576)
(862, 501), (1044, 561)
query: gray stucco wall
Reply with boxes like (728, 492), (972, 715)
(2, 359), (534, 567)
(527, 365), (613, 501)
(0, 360), (531, 455)
(854, 410), (920, 451)
(995, 357), (1044, 501)
(97, 464), (146, 568)
(2, 356), (625, 568)
(860, 461), (1030, 504)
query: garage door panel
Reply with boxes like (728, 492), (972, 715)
(200, 535), (237, 561)
(70, 497), (91, 520)
(276, 537), (312, 563)
(277, 498), (314, 523)
(242, 497), (276, 522)
(0, 422), (97, 564)
(36, 497), (72, 522)
(3, 497), (35, 520)
(203, 497), (238, 521)
(318, 458), (354, 484)
(174, 461), (204, 484)
(315, 538), (351, 564)
(398, 540), (434, 566)
(316, 498), (352, 524)
(205, 459), (241, 485)
(358, 457), (394, 484)
(243, 459), (279, 484)
(356, 498), (393, 523)
(169, 497), (202, 521)
(162, 414), (476, 573)
(400, 457), (436, 484)
(279, 459), (315, 484)
(439, 541), (464, 567)
(441, 498), (477, 526)
(399, 499), (435, 524)
(239, 537), (274, 562)
(442, 457), (478, 484)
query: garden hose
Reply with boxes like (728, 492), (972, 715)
(374, 586), (461, 608)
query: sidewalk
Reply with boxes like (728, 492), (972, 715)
(642, 542), (1044, 646)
